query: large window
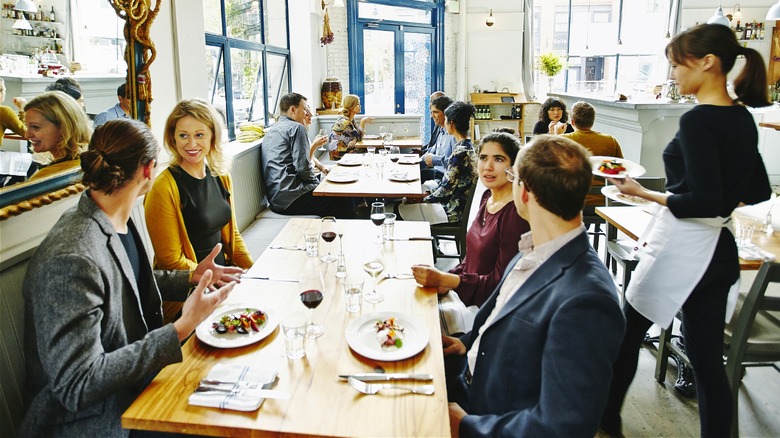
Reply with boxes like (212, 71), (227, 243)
(203, 0), (290, 140)
(534, 0), (677, 96)
(348, 0), (445, 144)
(71, 0), (126, 75)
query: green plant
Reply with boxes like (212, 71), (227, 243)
(537, 52), (564, 77)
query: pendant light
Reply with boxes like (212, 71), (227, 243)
(768, 1), (780, 20)
(13, 0), (36, 13)
(12, 12), (32, 31)
(707, 5), (730, 27)
(486, 9), (494, 27)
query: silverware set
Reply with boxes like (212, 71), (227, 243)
(195, 378), (291, 399)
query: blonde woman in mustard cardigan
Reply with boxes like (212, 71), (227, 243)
(145, 98), (253, 278)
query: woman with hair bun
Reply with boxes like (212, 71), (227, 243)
(328, 93), (374, 159)
(145, 98), (253, 290)
(398, 101), (478, 225)
(532, 97), (574, 135)
(24, 90), (91, 181)
(601, 24), (772, 436)
(20, 118), (240, 436)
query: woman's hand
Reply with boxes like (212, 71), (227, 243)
(607, 175), (644, 196)
(411, 264), (459, 294)
(311, 135), (328, 150)
(359, 117), (375, 129)
(12, 96), (27, 111)
(549, 121), (566, 135)
(174, 270), (236, 341)
(191, 243), (245, 287)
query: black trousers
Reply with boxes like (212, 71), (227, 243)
(602, 240), (737, 437)
(274, 190), (356, 219)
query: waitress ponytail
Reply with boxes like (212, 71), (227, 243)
(734, 47), (771, 108)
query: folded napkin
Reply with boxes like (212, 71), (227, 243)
(738, 244), (777, 262)
(188, 363), (278, 411)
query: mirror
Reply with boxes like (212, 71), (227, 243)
(0, 0), (157, 220)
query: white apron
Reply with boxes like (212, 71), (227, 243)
(625, 204), (739, 328)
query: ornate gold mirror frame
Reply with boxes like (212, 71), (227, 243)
(0, 0), (159, 220)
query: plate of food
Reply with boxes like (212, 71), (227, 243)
(389, 172), (418, 183)
(326, 173), (358, 183)
(590, 156), (646, 179)
(601, 185), (654, 207)
(196, 305), (278, 348)
(345, 312), (429, 361)
(398, 156), (422, 165)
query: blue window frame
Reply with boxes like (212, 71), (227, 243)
(203, 0), (291, 140)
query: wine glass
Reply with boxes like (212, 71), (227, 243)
(370, 202), (385, 243)
(300, 267), (325, 338)
(320, 216), (338, 263)
(363, 247), (385, 304)
(379, 125), (386, 140)
(317, 128), (328, 151)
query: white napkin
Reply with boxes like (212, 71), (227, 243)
(738, 244), (777, 261)
(188, 363), (278, 411)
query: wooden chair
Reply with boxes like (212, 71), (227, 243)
(430, 181), (477, 262)
(583, 185), (607, 250)
(654, 262), (780, 437)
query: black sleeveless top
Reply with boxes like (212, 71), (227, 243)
(169, 165), (230, 265)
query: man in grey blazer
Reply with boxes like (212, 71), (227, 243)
(444, 135), (626, 437)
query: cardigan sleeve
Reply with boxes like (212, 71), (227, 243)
(144, 171), (198, 271)
(220, 174), (254, 269)
(0, 105), (26, 137)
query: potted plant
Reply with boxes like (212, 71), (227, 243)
(537, 52), (564, 94)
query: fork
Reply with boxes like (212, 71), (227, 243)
(269, 244), (304, 251)
(378, 273), (414, 283)
(348, 377), (435, 395)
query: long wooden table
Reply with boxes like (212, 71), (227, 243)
(314, 154), (425, 199)
(121, 218), (449, 437)
(596, 206), (780, 270)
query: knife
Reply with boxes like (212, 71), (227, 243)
(387, 237), (434, 241)
(241, 275), (300, 283)
(194, 386), (291, 399)
(338, 373), (433, 382)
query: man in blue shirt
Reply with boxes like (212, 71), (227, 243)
(93, 84), (130, 128)
(260, 92), (354, 218)
(421, 95), (455, 183)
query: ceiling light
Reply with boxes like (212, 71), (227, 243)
(707, 6), (730, 27)
(486, 9), (494, 27)
(12, 13), (32, 31)
(768, 1), (780, 20)
(732, 4), (743, 22)
(13, 0), (36, 13)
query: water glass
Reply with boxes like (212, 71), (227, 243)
(734, 215), (758, 247)
(303, 229), (319, 257)
(343, 278), (364, 313)
(336, 253), (347, 279)
(282, 313), (308, 359)
(383, 213), (396, 240)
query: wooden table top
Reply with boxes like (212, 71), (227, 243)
(596, 206), (780, 270)
(314, 155), (425, 198)
(356, 137), (422, 149)
(759, 122), (780, 131)
(121, 218), (449, 437)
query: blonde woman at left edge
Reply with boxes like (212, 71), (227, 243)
(145, 98), (253, 283)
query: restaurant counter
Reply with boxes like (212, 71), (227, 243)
(1, 73), (125, 117)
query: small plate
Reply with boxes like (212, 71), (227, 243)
(390, 173), (418, 183)
(398, 157), (421, 165)
(196, 305), (278, 349)
(345, 311), (429, 361)
(327, 174), (359, 183)
(590, 156), (646, 179)
(601, 185), (654, 207)
(337, 159), (362, 167)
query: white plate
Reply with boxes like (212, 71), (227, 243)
(345, 312), (429, 361)
(363, 134), (380, 140)
(601, 185), (654, 207)
(196, 305), (278, 349)
(389, 174), (418, 183)
(337, 159), (362, 167)
(327, 174), (358, 183)
(590, 156), (646, 179)
(398, 157), (421, 165)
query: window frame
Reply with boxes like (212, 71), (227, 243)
(204, 0), (291, 140)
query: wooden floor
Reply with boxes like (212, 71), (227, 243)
(240, 206), (780, 437)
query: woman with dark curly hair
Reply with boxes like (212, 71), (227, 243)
(398, 101), (477, 225)
(532, 97), (574, 135)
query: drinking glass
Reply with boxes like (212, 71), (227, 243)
(300, 268), (325, 338)
(363, 247), (385, 304)
(320, 216), (338, 263)
(379, 125), (386, 140)
(317, 128), (328, 151)
(370, 202), (385, 243)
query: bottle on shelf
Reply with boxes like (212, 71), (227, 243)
(49, 6), (54, 22)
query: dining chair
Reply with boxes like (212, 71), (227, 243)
(430, 181), (477, 262)
(654, 261), (780, 438)
(583, 184), (607, 251)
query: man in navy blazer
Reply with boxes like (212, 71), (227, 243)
(444, 135), (626, 437)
